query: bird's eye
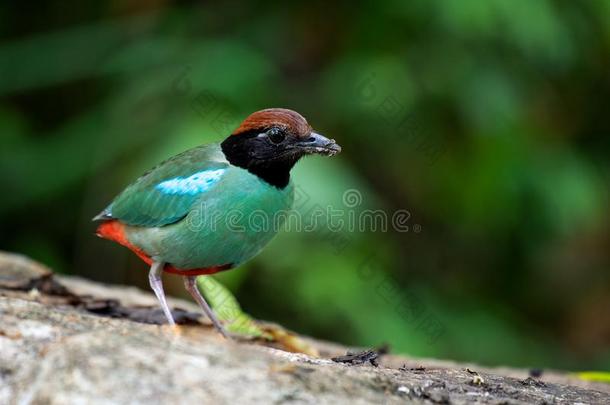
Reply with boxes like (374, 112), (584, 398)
(266, 128), (286, 144)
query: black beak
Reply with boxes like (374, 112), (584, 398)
(298, 132), (342, 156)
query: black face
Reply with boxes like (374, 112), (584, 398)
(221, 126), (340, 188)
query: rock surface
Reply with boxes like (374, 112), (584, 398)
(1, 251), (609, 404)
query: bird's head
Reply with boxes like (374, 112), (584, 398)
(221, 108), (341, 188)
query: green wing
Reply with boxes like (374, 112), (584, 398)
(96, 144), (229, 227)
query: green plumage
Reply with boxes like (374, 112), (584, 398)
(103, 144), (294, 269)
(108, 145), (228, 227)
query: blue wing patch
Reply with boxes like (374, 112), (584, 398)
(155, 169), (225, 195)
(99, 144), (230, 227)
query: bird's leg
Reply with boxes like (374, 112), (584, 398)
(183, 276), (229, 339)
(148, 261), (176, 326)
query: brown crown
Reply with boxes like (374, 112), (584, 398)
(231, 108), (312, 138)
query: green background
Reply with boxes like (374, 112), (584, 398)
(1, 1), (609, 371)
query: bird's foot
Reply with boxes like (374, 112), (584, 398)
(159, 323), (182, 336)
(209, 320), (231, 340)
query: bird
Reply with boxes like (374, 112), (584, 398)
(93, 108), (341, 337)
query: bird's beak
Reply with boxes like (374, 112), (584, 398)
(298, 132), (342, 156)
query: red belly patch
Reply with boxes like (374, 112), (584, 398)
(96, 220), (233, 276)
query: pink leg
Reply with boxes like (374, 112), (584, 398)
(148, 261), (176, 325)
(183, 276), (229, 338)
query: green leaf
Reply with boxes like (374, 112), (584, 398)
(196, 276), (271, 339)
(575, 372), (610, 384)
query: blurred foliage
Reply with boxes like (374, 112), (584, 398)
(1, 1), (609, 371)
